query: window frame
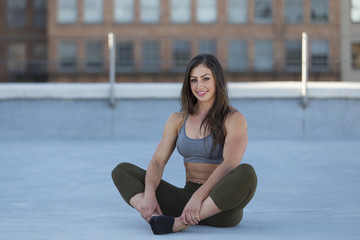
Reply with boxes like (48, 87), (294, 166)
(171, 0), (191, 24)
(228, 0), (248, 23)
(85, 41), (104, 73)
(32, 42), (47, 73)
(57, 0), (78, 24)
(311, 0), (329, 24)
(228, 40), (248, 72)
(141, 41), (161, 72)
(83, 0), (104, 24)
(254, 41), (274, 72)
(7, 42), (27, 73)
(116, 41), (134, 72)
(140, 0), (161, 24)
(172, 40), (191, 72)
(310, 40), (329, 72)
(284, 0), (303, 24)
(196, 0), (217, 24)
(254, 0), (273, 24)
(58, 41), (78, 73)
(114, 0), (134, 23)
(351, 42), (360, 70)
(284, 40), (302, 72)
(198, 40), (217, 56)
(7, 0), (26, 29)
(33, 0), (47, 28)
(351, 0), (360, 23)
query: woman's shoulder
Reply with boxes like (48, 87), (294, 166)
(166, 112), (186, 132)
(225, 107), (247, 129)
(168, 112), (186, 122)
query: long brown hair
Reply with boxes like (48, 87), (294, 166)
(180, 54), (231, 150)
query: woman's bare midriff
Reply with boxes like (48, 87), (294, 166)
(185, 162), (219, 184)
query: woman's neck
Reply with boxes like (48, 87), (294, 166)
(194, 101), (213, 117)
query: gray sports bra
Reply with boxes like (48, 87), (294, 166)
(176, 115), (224, 164)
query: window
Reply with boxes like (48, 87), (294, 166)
(114, 0), (134, 23)
(311, 40), (329, 72)
(351, 43), (360, 69)
(7, 0), (26, 28)
(140, 0), (160, 23)
(172, 41), (191, 71)
(228, 41), (247, 72)
(85, 42), (103, 72)
(285, 41), (302, 72)
(58, 42), (77, 72)
(254, 41), (273, 71)
(84, 0), (103, 23)
(34, 0), (47, 28)
(351, 0), (360, 23)
(254, 0), (273, 23)
(198, 40), (216, 56)
(8, 43), (26, 73)
(311, 0), (328, 23)
(284, 0), (303, 23)
(197, 0), (217, 23)
(142, 41), (160, 72)
(116, 41), (134, 72)
(228, 0), (247, 23)
(58, 0), (77, 24)
(32, 43), (47, 73)
(171, 0), (191, 23)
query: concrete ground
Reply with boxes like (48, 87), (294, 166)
(1, 99), (360, 240)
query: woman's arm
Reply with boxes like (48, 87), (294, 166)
(140, 113), (183, 222)
(180, 112), (248, 225)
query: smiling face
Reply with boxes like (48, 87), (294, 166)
(189, 64), (216, 105)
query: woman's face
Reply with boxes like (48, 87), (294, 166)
(189, 64), (216, 105)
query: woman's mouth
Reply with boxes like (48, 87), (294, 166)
(197, 91), (208, 97)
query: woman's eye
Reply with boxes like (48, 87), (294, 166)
(203, 77), (210, 81)
(190, 79), (197, 82)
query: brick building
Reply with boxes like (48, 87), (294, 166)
(0, 0), (348, 83)
(0, 0), (47, 82)
(341, 0), (360, 82)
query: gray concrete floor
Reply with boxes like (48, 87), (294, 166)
(1, 99), (360, 239)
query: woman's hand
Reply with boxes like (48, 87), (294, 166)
(139, 194), (163, 223)
(180, 195), (202, 226)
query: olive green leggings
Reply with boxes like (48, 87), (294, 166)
(112, 162), (257, 227)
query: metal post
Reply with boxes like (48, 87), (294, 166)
(108, 32), (116, 108)
(301, 32), (309, 107)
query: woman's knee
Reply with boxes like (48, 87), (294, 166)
(235, 163), (258, 189)
(111, 162), (133, 183)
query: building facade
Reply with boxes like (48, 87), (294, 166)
(341, 0), (360, 82)
(0, 0), (47, 82)
(1, 0), (350, 83)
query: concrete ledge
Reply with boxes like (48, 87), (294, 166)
(1, 82), (360, 100)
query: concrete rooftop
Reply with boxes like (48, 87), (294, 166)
(0, 88), (360, 239)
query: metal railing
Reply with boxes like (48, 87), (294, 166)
(108, 33), (116, 108)
(302, 32), (309, 107)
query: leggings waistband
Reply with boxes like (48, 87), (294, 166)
(184, 181), (203, 194)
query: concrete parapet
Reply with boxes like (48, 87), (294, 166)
(1, 82), (360, 100)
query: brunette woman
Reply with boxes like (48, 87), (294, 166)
(112, 54), (257, 235)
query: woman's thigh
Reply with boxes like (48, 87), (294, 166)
(200, 163), (257, 227)
(210, 163), (257, 212)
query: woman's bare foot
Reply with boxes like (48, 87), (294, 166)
(172, 217), (190, 232)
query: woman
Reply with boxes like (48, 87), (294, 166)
(112, 54), (257, 235)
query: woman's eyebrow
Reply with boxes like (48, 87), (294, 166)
(201, 73), (210, 78)
(191, 73), (210, 78)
